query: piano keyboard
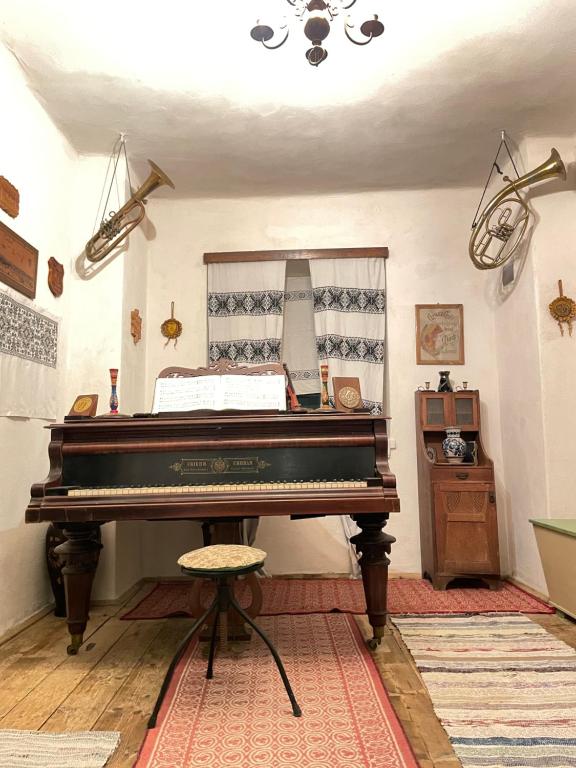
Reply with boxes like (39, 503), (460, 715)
(68, 480), (368, 497)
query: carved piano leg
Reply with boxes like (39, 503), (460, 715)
(54, 523), (103, 655)
(350, 514), (395, 649)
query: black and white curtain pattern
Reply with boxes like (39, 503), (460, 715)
(208, 261), (286, 365)
(309, 257), (386, 414)
(309, 257), (386, 576)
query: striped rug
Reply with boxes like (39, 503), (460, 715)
(0, 730), (119, 767)
(392, 614), (576, 768)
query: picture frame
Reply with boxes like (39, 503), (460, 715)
(67, 394), (99, 419)
(332, 376), (363, 411)
(415, 303), (464, 365)
(0, 220), (38, 299)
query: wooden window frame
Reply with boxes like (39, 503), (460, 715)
(203, 247), (388, 264)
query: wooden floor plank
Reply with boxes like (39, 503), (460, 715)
(0, 583), (574, 768)
(41, 621), (168, 732)
(0, 619), (132, 729)
(0, 607), (116, 719)
(0, 586), (153, 724)
(94, 620), (192, 768)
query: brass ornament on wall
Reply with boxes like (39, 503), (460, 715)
(469, 137), (566, 271)
(47, 257), (64, 297)
(161, 301), (182, 347)
(130, 308), (142, 345)
(549, 279), (576, 336)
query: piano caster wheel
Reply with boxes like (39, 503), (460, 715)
(368, 637), (381, 650)
(66, 634), (83, 656)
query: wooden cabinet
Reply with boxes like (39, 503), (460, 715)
(416, 390), (500, 590)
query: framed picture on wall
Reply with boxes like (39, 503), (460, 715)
(415, 303), (464, 364)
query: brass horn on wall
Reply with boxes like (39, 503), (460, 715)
(469, 148), (566, 270)
(85, 159), (175, 263)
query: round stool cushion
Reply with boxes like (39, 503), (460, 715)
(177, 544), (267, 572)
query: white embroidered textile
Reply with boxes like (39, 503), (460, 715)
(309, 257), (386, 413)
(207, 261), (286, 364)
(0, 287), (60, 419)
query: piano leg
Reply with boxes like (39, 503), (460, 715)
(350, 514), (396, 649)
(54, 523), (103, 655)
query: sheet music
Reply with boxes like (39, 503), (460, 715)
(152, 374), (286, 413)
(220, 374), (286, 411)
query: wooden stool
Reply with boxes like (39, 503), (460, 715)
(148, 544), (302, 727)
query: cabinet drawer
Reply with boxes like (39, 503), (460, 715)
(432, 466), (493, 482)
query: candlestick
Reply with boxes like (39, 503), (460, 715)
(319, 363), (333, 410)
(109, 368), (119, 414)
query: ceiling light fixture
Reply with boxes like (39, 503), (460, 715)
(250, 0), (384, 67)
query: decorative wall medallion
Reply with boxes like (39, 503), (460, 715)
(47, 257), (64, 297)
(0, 176), (19, 218)
(161, 301), (182, 346)
(549, 279), (576, 337)
(131, 308), (142, 344)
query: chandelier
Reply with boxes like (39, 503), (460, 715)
(250, 0), (384, 67)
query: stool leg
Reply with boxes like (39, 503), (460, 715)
(148, 596), (218, 728)
(206, 608), (219, 680)
(229, 595), (302, 717)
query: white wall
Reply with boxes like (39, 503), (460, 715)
(0, 44), (149, 634)
(493, 135), (576, 592)
(142, 190), (507, 579)
(62, 157), (148, 601)
(0, 43), (78, 633)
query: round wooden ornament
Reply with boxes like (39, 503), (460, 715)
(161, 301), (182, 346)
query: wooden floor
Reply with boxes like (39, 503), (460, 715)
(0, 585), (575, 768)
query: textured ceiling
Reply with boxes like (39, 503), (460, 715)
(2, 0), (576, 197)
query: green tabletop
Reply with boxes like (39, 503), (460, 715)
(530, 518), (576, 539)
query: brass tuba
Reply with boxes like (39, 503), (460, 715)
(469, 148), (566, 270)
(85, 159), (175, 263)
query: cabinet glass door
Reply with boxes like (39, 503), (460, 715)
(454, 393), (478, 428)
(423, 395), (447, 427)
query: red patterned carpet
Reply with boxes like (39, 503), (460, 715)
(122, 577), (552, 620)
(135, 614), (418, 768)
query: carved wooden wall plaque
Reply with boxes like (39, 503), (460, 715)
(0, 177), (19, 218)
(47, 257), (64, 297)
(131, 308), (142, 344)
(0, 221), (38, 299)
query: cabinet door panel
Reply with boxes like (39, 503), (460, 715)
(434, 482), (499, 575)
(421, 394), (449, 428)
(453, 393), (479, 429)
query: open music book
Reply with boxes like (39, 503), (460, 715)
(152, 374), (286, 413)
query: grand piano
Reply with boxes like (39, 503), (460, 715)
(26, 407), (399, 653)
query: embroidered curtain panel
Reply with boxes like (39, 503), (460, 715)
(308, 258), (386, 413)
(208, 262), (286, 364)
(0, 288), (60, 419)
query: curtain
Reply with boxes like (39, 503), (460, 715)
(309, 257), (387, 575)
(309, 258), (386, 413)
(207, 260), (287, 548)
(208, 261), (286, 364)
(281, 269), (320, 397)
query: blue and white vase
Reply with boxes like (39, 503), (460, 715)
(442, 426), (466, 463)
